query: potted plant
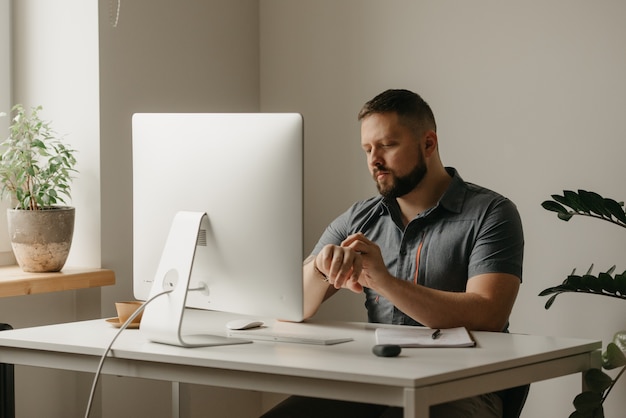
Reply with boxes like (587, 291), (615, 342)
(540, 189), (626, 418)
(0, 104), (77, 272)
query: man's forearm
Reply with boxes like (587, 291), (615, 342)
(302, 255), (337, 319)
(371, 273), (520, 331)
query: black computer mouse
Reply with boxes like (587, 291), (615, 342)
(372, 344), (402, 357)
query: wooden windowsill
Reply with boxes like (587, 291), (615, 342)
(0, 265), (115, 298)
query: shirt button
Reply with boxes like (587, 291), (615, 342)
(399, 248), (406, 256)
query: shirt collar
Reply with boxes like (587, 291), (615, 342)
(437, 167), (467, 214)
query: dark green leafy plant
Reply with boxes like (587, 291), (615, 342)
(0, 104), (77, 210)
(540, 265), (626, 308)
(541, 189), (626, 227)
(540, 190), (626, 418)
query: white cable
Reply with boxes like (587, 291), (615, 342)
(84, 289), (172, 418)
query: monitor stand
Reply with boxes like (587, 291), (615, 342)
(140, 211), (251, 347)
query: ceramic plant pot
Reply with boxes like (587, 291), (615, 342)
(7, 206), (75, 272)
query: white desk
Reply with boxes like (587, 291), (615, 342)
(0, 309), (601, 418)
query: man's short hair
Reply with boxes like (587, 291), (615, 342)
(357, 89), (437, 133)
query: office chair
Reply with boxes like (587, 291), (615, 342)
(500, 384), (530, 418)
(0, 323), (14, 418)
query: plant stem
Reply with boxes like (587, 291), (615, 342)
(601, 366), (625, 403)
(570, 212), (626, 229)
(567, 291), (626, 301)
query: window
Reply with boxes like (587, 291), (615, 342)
(0, 0), (15, 265)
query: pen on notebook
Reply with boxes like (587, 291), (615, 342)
(431, 329), (441, 340)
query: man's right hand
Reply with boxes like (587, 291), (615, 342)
(315, 244), (363, 292)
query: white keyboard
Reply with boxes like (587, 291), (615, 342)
(227, 329), (353, 345)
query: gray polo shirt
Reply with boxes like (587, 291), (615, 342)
(312, 168), (524, 326)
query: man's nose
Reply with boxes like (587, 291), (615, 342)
(369, 149), (383, 167)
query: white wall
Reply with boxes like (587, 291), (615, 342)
(259, 1), (626, 417)
(0, 1), (9, 116)
(0, 0), (13, 260)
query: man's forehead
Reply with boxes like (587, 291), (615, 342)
(361, 113), (412, 140)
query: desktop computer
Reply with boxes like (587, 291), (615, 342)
(132, 113), (304, 346)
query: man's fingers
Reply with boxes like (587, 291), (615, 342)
(341, 232), (369, 247)
(316, 243), (365, 289)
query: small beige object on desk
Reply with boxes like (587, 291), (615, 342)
(107, 301), (143, 328)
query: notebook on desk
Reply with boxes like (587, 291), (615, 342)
(375, 326), (475, 348)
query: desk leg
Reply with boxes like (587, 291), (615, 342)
(583, 349), (603, 391)
(172, 382), (181, 418)
(404, 387), (430, 418)
(0, 324), (14, 418)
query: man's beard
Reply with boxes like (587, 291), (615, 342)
(375, 157), (427, 199)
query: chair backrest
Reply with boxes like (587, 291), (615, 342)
(501, 384), (530, 418)
(0, 323), (14, 418)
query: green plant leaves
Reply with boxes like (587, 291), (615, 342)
(541, 189), (626, 228)
(0, 104), (77, 210)
(538, 266), (626, 308)
(569, 390), (604, 418)
(603, 340), (626, 370)
(614, 331), (626, 352)
(584, 368), (613, 393)
(604, 199), (626, 224)
(540, 190), (626, 417)
(542, 199), (568, 213)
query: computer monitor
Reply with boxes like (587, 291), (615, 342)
(131, 113), (304, 346)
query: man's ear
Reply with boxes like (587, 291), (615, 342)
(422, 130), (438, 158)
